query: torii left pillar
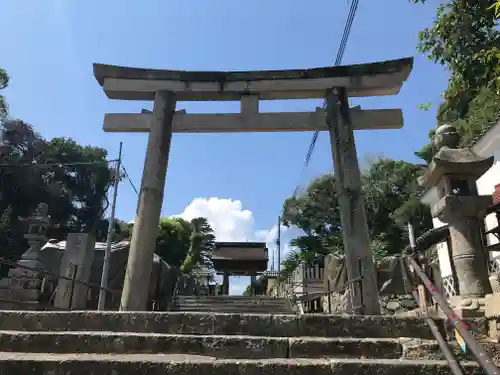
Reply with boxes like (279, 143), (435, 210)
(326, 88), (381, 315)
(120, 91), (176, 311)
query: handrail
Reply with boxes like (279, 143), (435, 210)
(410, 289), (464, 375)
(0, 257), (119, 295)
(406, 255), (500, 375)
(0, 256), (124, 310)
(275, 279), (304, 314)
(167, 273), (182, 311)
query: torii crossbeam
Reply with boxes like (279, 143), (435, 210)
(93, 57), (413, 313)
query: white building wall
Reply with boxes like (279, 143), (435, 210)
(433, 216), (453, 277)
(477, 152), (500, 251)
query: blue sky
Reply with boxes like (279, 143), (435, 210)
(1, 0), (448, 294)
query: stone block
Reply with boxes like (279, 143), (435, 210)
(485, 293), (500, 338)
(8, 288), (42, 301)
(54, 233), (95, 309)
(449, 295), (486, 318)
(8, 276), (43, 290)
(0, 311), (442, 340)
(0, 354), (486, 375)
(0, 331), (457, 361)
(485, 293), (500, 318)
(7, 267), (41, 279)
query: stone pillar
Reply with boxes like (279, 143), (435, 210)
(120, 91), (176, 311)
(54, 233), (96, 309)
(325, 89), (381, 315)
(447, 212), (491, 297)
(223, 272), (229, 295)
(419, 123), (493, 317)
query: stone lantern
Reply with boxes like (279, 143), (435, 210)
(0, 203), (52, 309)
(419, 124), (493, 317)
(20, 202), (50, 261)
(192, 266), (212, 296)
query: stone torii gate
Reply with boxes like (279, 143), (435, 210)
(93, 57), (413, 314)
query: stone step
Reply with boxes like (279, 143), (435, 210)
(0, 353), (484, 375)
(176, 298), (291, 305)
(0, 311), (441, 339)
(176, 296), (289, 301)
(0, 331), (444, 360)
(174, 302), (292, 309)
(175, 306), (293, 312)
(174, 308), (293, 313)
(176, 300), (291, 306)
(177, 295), (285, 299)
(178, 301), (284, 306)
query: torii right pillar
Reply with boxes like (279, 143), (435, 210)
(326, 88), (381, 315)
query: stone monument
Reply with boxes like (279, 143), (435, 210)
(419, 123), (493, 317)
(54, 233), (96, 309)
(1, 203), (51, 309)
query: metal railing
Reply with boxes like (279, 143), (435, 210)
(406, 254), (499, 375)
(0, 257), (121, 310)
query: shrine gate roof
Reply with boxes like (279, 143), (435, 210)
(93, 57), (413, 101)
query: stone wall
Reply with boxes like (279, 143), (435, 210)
(379, 294), (418, 315)
(0, 240), (177, 311)
(321, 291), (350, 314)
(320, 291), (418, 315)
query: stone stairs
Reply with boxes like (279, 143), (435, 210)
(0, 310), (487, 374)
(173, 295), (295, 314)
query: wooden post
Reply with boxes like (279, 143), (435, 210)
(325, 88), (381, 315)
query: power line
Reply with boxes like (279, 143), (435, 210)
(121, 165), (139, 196)
(293, 0), (361, 196)
(0, 160), (117, 168)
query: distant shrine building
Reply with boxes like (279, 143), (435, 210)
(213, 242), (268, 295)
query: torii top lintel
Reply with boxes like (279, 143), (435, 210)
(93, 57), (413, 101)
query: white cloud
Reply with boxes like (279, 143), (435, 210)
(174, 198), (255, 242)
(172, 197), (294, 295)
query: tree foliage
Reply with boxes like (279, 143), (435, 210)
(0, 118), (113, 264)
(412, 0), (500, 162)
(181, 217), (215, 274)
(0, 69), (217, 280)
(280, 158), (432, 276)
(155, 217), (193, 269)
(243, 275), (267, 296)
(152, 217), (216, 272)
(0, 69), (8, 118)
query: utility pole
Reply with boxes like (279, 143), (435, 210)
(271, 243), (275, 271)
(407, 222), (416, 251)
(98, 142), (123, 310)
(277, 216), (281, 275)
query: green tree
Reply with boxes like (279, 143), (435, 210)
(362, 158), (432, 257)
(155, 217), (192, 269)
(243, 275), (267, 296)
(181, 217), (215, 273)
(281, 158), (432, 275)
(493, 1), (500, 16)
(0, 118), (113, 261)
(155, 217), (216, 271)
(413, 0), (500, 162)
(0, 69), (8, 118)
